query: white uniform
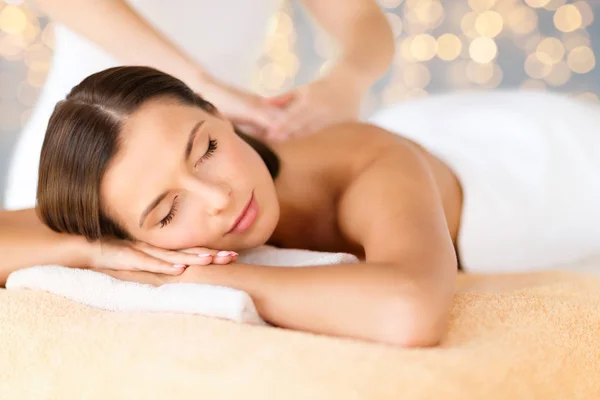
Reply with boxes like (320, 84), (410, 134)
(369, 90), (600, 273)
(4, 0), (278, 210)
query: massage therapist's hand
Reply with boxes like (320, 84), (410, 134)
(264, 64), (366, 141)
(85, 239), (239, 275)
(197, 75), (283, 137)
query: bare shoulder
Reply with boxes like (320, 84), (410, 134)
(274, 122), (419, 179)
(307, 121), (408, 154)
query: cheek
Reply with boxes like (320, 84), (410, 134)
(149, 218), (214, 250)
(223, 137), (267, 180)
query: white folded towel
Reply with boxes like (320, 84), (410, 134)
(5, 246), (358, 325)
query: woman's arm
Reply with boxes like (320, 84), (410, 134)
(0, 209), (233, 287)
(170, 127), (457, 347)
(0, 209), (87, 286)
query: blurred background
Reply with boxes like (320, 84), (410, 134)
(0, 0), (598, 207)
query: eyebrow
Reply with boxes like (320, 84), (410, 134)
(138, 120), (205, 228)
(184, 120), (205, 162)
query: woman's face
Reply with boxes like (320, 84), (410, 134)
(101, 98), (280, 251)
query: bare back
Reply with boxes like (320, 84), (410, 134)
(267, 123), (463, 260)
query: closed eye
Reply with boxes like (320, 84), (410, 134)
(195, 138), (218, 168)
(158, 138), (218, 229)
(159, 195), (179, 228)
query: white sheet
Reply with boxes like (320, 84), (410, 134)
(369, 91), (600, 273)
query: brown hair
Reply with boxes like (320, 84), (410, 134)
(36, 66), (279, 241)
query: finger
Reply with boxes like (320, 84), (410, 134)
(177, 247), (239, 261)
(229, 116), (269, 133)
(265, 91), (295, 107)
(134, 244), (217, 267)
(211, 251), (239, 265)
(134, 242), (239, 266)
(268, 106), (317, 141)
(232, 111), (276, 134)
(177, 247), (221, 256)
(294, 117), (328, 138)
(124, 249), (187, 275)
(234, 122), (266, 138)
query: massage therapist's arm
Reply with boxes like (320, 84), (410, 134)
(300, 0), (394, 91)
(172, 130), (458, 347)
(34, 0), (204, 90)
(33, 0), (279, 132)
(265, 0), (394, 139)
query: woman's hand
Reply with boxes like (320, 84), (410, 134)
(85, 239), (239, 275)
(264, 66), (366, 141)
(197, 77), (284, 137)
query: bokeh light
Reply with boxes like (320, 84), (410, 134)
(385, 12), (403, 38)
(397, 38), (416, 63)
(0, 33), (26, 57)
(567, 46), (595, 74)
(575, 92), (599, 104)
(469, 36), (498, 64)
(466, 61), (495, 84)
(573, 1), (594, 28)
(553, 4), (582, 33)
(525, 0), (551, 8)
(410, 33), (437, 61)
(543, 60), (571, 86)
(525, 53), (552, 79)
(436, 33), (462, 61)
(402, 62), (431, 88)
(507, 6), (538, 35)
(475, 11), (503, 37)
(468, 0), (497, 12)
(485, 63), (503, 88)
(460, 12), (479, 38)
(0, 5), (26, 34)
(252, 0), (297, 95)
(412, 0), (445, 28)
(535, 37), (565, 65)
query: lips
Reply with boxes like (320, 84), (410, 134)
(226, 191), (258, 234)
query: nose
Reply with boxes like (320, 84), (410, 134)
(182, 175), (232, 216)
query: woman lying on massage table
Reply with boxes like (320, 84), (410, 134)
(1, 66), (598, 347)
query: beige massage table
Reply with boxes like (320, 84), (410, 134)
(1, 262), (599, 399)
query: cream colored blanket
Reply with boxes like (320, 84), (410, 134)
(2, 264), (600, 399)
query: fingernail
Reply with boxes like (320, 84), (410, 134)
(173, 264), (186, 268)
(197, 253), (213, 257)
(217, 251), (234, 257)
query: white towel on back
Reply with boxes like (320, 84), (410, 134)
(5, 246), (358, 325)
(369, 90), (600, 273)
